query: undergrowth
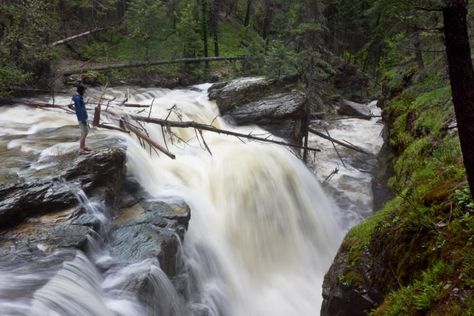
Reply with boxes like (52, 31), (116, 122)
(339, 72), (474, 315)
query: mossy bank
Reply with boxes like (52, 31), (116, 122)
(321, 73), (474, 315)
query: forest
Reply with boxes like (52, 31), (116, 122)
(0, 0), (473, 315)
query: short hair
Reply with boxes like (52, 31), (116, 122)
(77, 84), (87, 94)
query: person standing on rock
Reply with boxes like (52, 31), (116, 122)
(72, 84), (91, 155)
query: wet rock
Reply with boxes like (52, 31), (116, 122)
(321, 244), (377, 316)
(111, 199), (191, 277)
(223, 91), (307, 144)
(337, 99), (372, 119)
(0, 128), (126, 228)
(208, 76), (298, 114)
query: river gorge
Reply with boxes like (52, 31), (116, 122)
(0, 80), (384, 316)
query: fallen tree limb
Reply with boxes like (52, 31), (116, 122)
(98, 123), (129, 133)
(122, 103), (150, 108)
(308, 127), (371, 155)
(123, 121), (176, 159)
(129, 114), (321, 153)
(324, 127), (346, 168)
(62, 56), (259, 76)
(51, 28), (106, 47)
(24, 101), (75, 114)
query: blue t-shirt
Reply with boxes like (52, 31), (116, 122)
(72, 94), (88, 123)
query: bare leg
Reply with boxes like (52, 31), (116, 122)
(80, 133), (86, 152)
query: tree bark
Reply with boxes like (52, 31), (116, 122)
(51, 28), (105, 47)
(200, 0), (209, 67)
(413, 25), (426, 80)
(443, 0), (474, 196)
(244, 0), (252, 27)
(62, 56), (253, 75)
(262, 0), (272, 40)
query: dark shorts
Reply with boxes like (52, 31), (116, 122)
(79, 121), (89, 135)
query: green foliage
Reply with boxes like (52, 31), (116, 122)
(454, 186), (474, 210)
(378, 261), (451, 315)
(176, 1), (202, 58)
(263, 40), (297, 78)
(125, 0), (170, 59)
(0, 0), (58, 94)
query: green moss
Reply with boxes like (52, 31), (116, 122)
(339, 75), (473, 314)
(376, 261), (451, 315)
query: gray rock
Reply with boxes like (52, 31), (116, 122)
(111, 199), (191, 277)
(0, 127), (126, 227)
(223, 91), (307, 144)
(208, 76), (298, 114)
(337, 100), (372, 119)
(321, 244), (376, 316)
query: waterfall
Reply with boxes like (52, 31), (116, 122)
(0, 84), (383, 315)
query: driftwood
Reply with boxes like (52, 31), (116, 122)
(129, 114), (321, 153)
(23, 99), (321, 157)
(62, 56), (257, 75)
(324, 127), (346, 168)
(122, 103), (150, 108)
(324, 167), (339, 183)
(97, 123), (129, 133)
(51, 28), (105, 47)
(124, 121), (176, 159)
(308, 127), (371, 155)
(24, 101), (75, 114)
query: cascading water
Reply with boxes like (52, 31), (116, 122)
(0, 84), (382, 315)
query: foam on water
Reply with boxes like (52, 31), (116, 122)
(0, 85), (383, 315)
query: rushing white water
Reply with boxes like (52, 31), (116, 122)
(309, 101), (384, 229)
(0, 84), (380, 315)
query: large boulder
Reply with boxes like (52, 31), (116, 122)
(223, 91), (307, 144)
(209, 76), (306, 144)
(337, 99), (373, 119)
(208, 76), (299, 114)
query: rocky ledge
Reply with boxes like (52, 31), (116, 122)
(0, 125), (191, 302)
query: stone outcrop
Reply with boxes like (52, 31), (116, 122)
(337, 99), (373, 119)
(208, 76), (299, 114)
(111, 199), (190, 277)
(223, 91), (307, 144)
(321, 244), (379, 316)
(209, 76), (306, 144)
(0, 125), (191, 290)
(0, 130), (125, 228)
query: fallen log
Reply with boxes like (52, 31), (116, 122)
(98, 123), (129, 133)
(123, 121), (176, 159)
(24, 101), (75, 114)
(122, 103), (150, 108)
(62, 56), (259, 76)
(129, 114), (321, 153)
(308, 127), (371, 155)
(51, 28), (106, 47)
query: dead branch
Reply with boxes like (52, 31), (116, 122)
(123, 121), (176, 159)
(324, 127), (346, 168)
(308, 127), (371, 155)
(324, 167), (339, 183)
(122, 103), (151, 108)
(51, 28), (106, 47)
(24, 101), (75, 114)
(199, 130), (213, 156)
(129, 114), (321, 153)
(62, 56), (258, 76)
(97, 123), (129, 133)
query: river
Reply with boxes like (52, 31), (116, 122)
(0, 84), (384, 315)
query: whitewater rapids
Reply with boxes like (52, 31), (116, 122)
(0, 84), (379, 315)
